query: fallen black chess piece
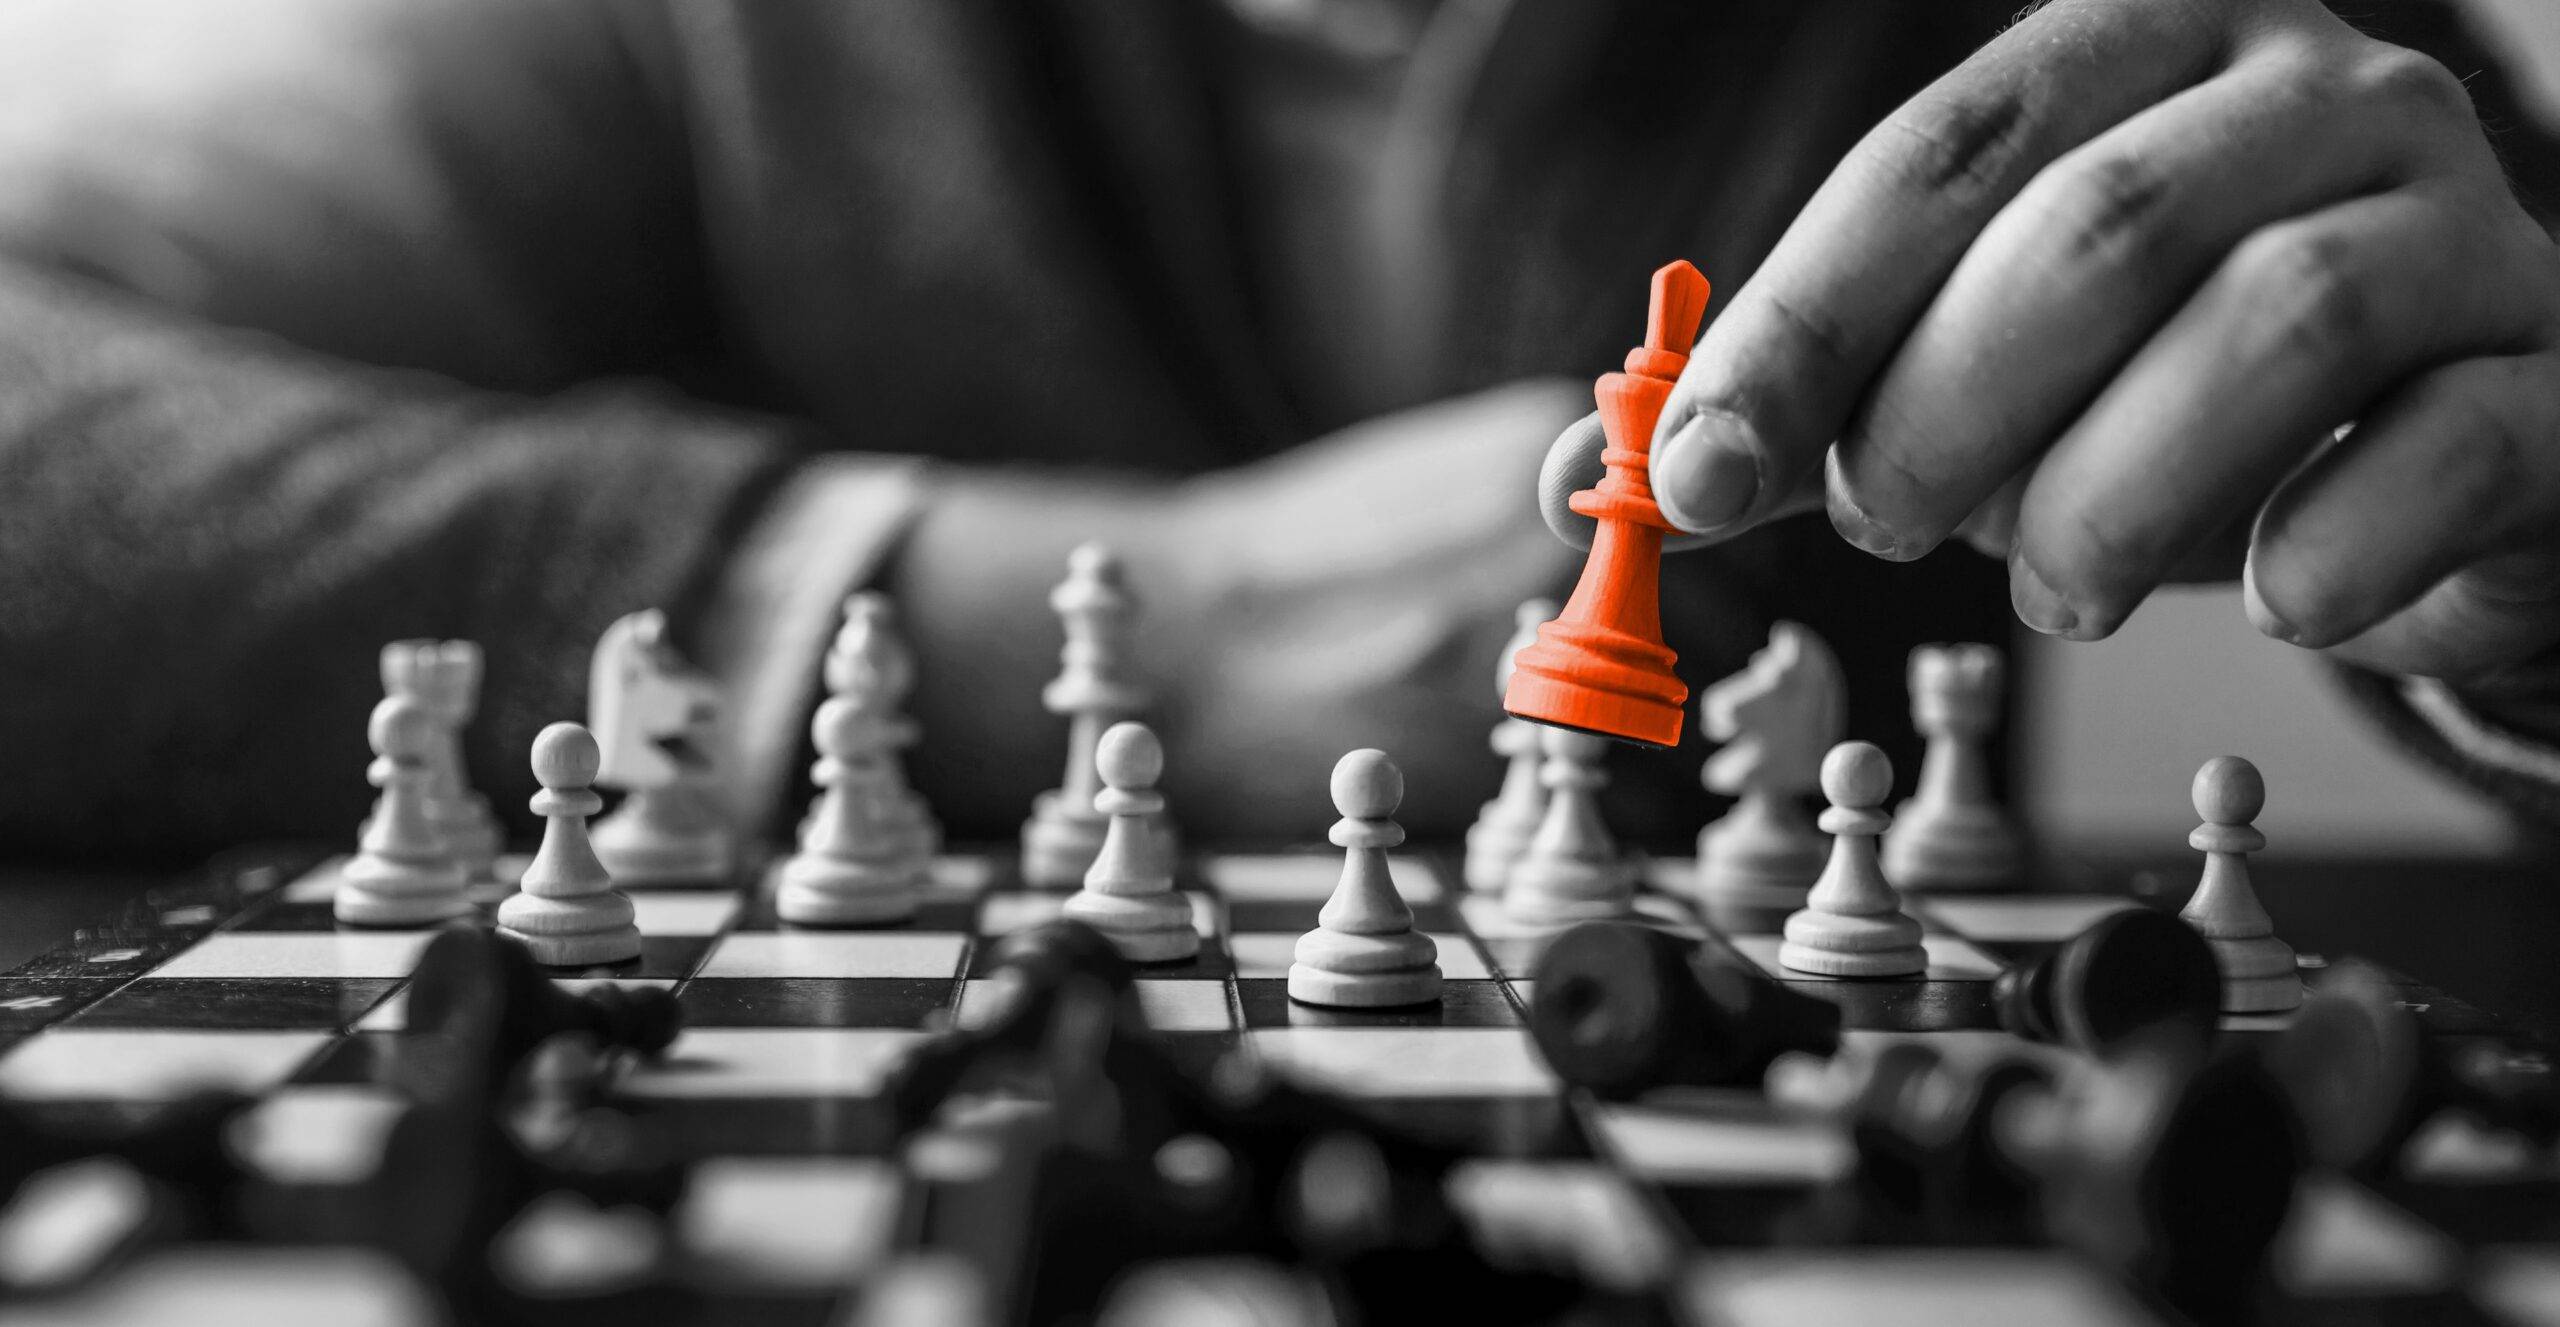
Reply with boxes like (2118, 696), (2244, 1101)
(403, 925), (682, 1085)
(1525, 921), (1841, 1099)
(1992, 908), (2222, 1056)
(2268, 957), (2560, 1175)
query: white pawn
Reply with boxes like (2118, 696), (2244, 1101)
(2179, 756), (2301, 1013)
(1503, 726), (1637, 926)
(1778, 742), (1927, 978)
(497, 723), (643, 966)
(338, 696), (472, 926)
(1464, 599), (1556, 894)
(1024, 544), (1150, 888)
(1880, 644), (2024, 891)
(1062, 722), (1197, 962)
(1292, 750), (1441, 1008)
(1693, 622), (1844, 928)
(776, 611), (933, 925)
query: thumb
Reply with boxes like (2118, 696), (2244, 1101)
(1536, 411), (1724, 554)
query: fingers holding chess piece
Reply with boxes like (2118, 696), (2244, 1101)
(1777, 743), (1927, 978)
(1062, 722), (1198, 962)
(1529, 922), (1840, 1099)
(1291, 750), (1440, 1008)
(496, 723), (643, 967)
(1880, 644), (2024, 892)
(338, 695), (473, 926)
(2178, 756), (2301, 1014)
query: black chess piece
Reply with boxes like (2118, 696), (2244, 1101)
(1992, 909), (2222, 1056)
(0, 1092), (255, 1249)
(405, 926), (682, 1081)
(1766, 1042), (2053, 1239)
(1528, 921), (1841, 1098)
(2268, 958), (2560, 1174)
(2006, 1032), (2302, 1325)
(883, 918), (1139, 1132)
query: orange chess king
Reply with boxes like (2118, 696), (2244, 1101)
(1504, 259), (1711, 748)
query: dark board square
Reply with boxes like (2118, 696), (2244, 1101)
(545, 935), (714, 981)
(1783, 979), (1999, 1032)
(73, 978), (399, 1030)
(0, 978), (126, 1033)
(1346, 1096), (1583, 1158)
(681, 978), (960, 1029)
(1234, 980), (1521, 1030)
(966, 936), (1232, 980)
(230, 901), (362, 932)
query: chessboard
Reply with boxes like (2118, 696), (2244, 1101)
(1, 841), (2556, 1327)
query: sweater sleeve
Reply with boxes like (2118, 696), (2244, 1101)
(0, 0), (886, 861)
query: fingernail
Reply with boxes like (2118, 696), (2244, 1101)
(1652, 415), (1758, 532)
(2242, 572), (2302, 645)
(1827, 487), (1903, 560)
(2010, 557), (2080, 637)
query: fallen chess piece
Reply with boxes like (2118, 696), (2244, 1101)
(1765, 1042), (2053, 1240)
(1527, 921), (1840, 1099)
(403, 927), (682, 1087)
(2267, 958), (2560, 1175)
(1992, 908), (2222, 1056)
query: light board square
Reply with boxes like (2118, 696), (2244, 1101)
(2, 1247), (440, 1327)
(1910, 894), (2140, 944)
(2270, 1175), (2461, 1298)
(1684, 1250), (2163, 1327)
(1132, 981), (1236, 1032)
(0, 1030), (331, 1100)
(150, 932), (437, 980)
(695, 933), (966, 980)
(1590, 1097), (1853, 1186)
(680, 1157), (903, 1287)
(232, 1085), (410, 1185)
(620, 1029), (927, 1098)
(627, 891), (741, 937)
(1246, 1028), (1554, 1097)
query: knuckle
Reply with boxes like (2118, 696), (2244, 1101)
(2351, 45), (2474, 122)
(2225, 226), (2375, 373)
(1874, 86), (2037, 203)
(2024, 147), (2178, 267)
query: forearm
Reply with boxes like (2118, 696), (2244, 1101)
(0, 260), (797, 863)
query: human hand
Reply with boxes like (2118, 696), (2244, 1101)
(895, 379), (1592, 838)
(1542, 0), (2560, 682)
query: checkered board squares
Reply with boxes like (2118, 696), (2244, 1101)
(6, 842), (2551, 1327)
(5, 1247), (442, 1327)
(357, 977), (676, 1033)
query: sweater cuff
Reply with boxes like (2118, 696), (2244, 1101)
(698, 455), (929, 834)
(2329, 663), (2560, 831)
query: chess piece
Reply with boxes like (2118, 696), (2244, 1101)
(1464, 599), (1558, 894)
(338, 695), (473, 926)
(1291, 750), (1440, 1008)
(1529, 921), (1840, 1099)
(587, 610), (736, 885)
(1024, 544), (1150, 888)
(405, 929), (682, 1084)
(776, 605), (934, 924)
(1765, 1042), (2053, 1234)
(828, 594), (942, 861)
(1062, 722), (1197, 962)
(2268, 958), (2560, 1174)
(1502, 726), (1638, 926)
(1503, 260), (1711, 749)
(2177, 756), (2301, 1013)
(381, 639), (503, 880)
(1992, 909), (2221, 1056)
(496, 723), (643, 966)
(1880, 644), (2024, 891)
(1692, 622), (1844, 928)
(1777, 742), (1927, 978)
